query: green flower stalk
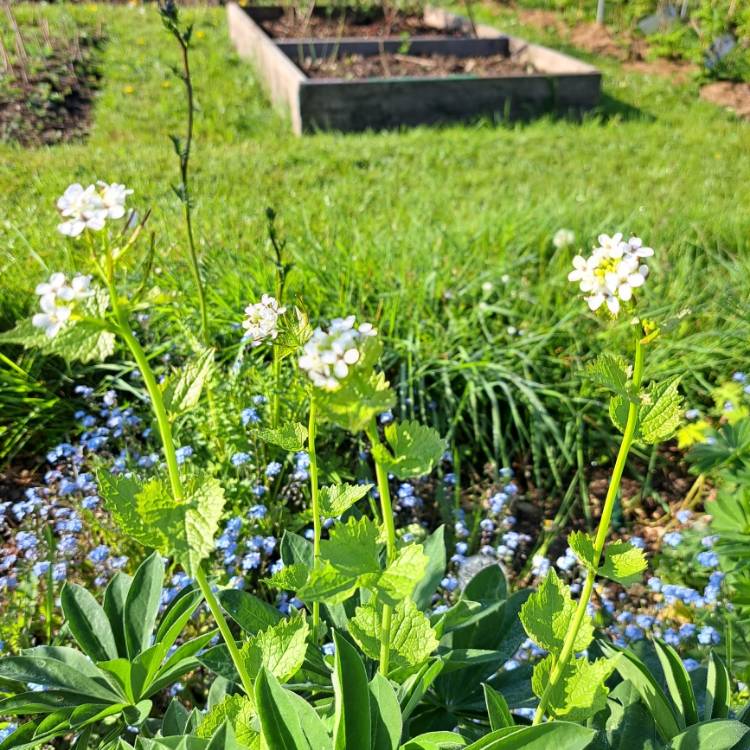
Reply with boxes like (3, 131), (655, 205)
(533, 332), (644, 725)
(96, 242), (255, 698)
(159, 1), (209, 346)
(366, 419), (397, 675)
(307, 392), (322, 640)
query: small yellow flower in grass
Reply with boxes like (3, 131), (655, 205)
(161, 81), (172, 89)
(195, 30), (206, 40)
(123, 85), (135, 95)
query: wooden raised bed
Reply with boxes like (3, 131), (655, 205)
(227, 4), (601, 134)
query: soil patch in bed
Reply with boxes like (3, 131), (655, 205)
(260, 9), (469, 39)
(300, 52), (536, 79)
(0, 29), (105, 147)
(700, 81), (750, 120)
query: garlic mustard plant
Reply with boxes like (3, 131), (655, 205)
(523, 233), (683, 725)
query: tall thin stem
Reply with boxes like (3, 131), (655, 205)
(107, 280), (253, 696)
(308, 393), (321, 639)
(176, 34), (209, 345)
(366, 420), (397, 675)
(533, 335), (644, 725)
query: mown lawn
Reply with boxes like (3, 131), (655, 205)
(1, 2), (749, 482)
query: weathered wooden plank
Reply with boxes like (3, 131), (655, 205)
(276, 37), (510, 59)
(227, 2), (306, 133)
(299, 75), (591, 132)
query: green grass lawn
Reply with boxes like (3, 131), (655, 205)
(1, 2), (749, 485)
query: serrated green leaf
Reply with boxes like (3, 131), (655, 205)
(609, 393), (630, 435)
(532, 654), (617, 722)
(589, 353), (629, 395)
(161, 347), (215, 419)
(349, 598), (438, 670)
(317, 367), (396, 434)
(567, 531), (596, 571)
(296, 563), (358, 605)
(240, 613), (309, 685)
(371, 420), (446, 479)
(375, 544), (429, 606)
(0, 289), (115, 364)
(275, 307), (313, 361)
(98, 473), (161, 550)
(319, 483), (373, 518)
(320, 517), (382, 578)
(265, 563), (309, 592)
(104, 473), (225, 577)
(639, 376), (683, 444)
(254, 422), (308, 451)
(599, 541), (647, 586)
(519, 569), (593, 655)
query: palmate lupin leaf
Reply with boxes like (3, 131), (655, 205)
(0, 555), (208, 749)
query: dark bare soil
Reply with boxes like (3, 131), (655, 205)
(0, 30), (105, 147)
(260, 9), (468, 39)
(300, 51), (536, 79)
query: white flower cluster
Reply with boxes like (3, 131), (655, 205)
(242, 294), (286, 346)
(32, 272), (94, 338)
(57, 182), (133, 237)
(568, 233), (653, 316)
(299, 315), (376, 390)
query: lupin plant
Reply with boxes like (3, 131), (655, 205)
(521, 233), (683, 724)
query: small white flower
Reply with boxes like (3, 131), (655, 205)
(569, 233), (653, 317)
(69, 274), (95, 300)
(553, 228), (575, 249)
(57, 183), (108, 237)
(242, 294), (286, 346)
(97, 182), (134, 219)
(32, 294), (71, 338)
(299, 316), (376, 391)
(35, 272), (69, 299)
